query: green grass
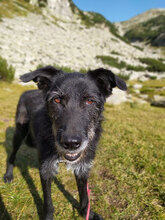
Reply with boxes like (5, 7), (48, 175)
(0, 82), (165, 219)
(128, 79), (165, 100)
(0, 0), (40, 18)
(140, 79), (165, 99)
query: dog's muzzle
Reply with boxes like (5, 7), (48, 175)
(59, 135), (82, 161)
(56, 135), (88, 162)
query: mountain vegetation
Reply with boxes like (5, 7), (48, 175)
(139, 57), (165, 72)
(0, 0), (41, 18)
(124, 14), (165, 46)
(97, 55), (165, 73)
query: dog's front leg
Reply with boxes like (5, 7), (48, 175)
(75, 173), (104, 220)
(75, 174), (88, 216)
(40, 174), (54, 220)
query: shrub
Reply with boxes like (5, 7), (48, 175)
(111, 51), (120, 55)
(133, 45), (144, 51)
(79, 68), (88, 73)
(97, 56), (165, 73)
(126, 64), (146, 72)
(150, 76), (157, 80)
(97, 55), (146, 72)
(36, 63), (44, 69)
(38, 0), (47, 8)
(0, 56), (15, 82)
(96, 55), (126, 69)
(139, 58), (165, 72)
(117, 73), (130, 81)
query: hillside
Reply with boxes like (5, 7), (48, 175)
(0, 0), (165, 86)
(117, 9), (165, 46)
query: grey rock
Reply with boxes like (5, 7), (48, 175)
(139, 94), (148, 99)
(151, 100), (165, 107)
(134, 89), (140, 94)
(106, 88), (130, 105)
(133, 84), (142, 89)
(136, 99), (147, 104)
(138, 75), (148, 82)
(154, 95), (165, 102)
(151, 95), (165, 108)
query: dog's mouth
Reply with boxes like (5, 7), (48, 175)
(64, 152), (81, 161)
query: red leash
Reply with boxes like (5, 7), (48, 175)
(86, 183), (91, 220)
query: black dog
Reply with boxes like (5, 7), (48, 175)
(4, 66), (127, 220)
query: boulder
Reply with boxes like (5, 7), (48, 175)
(151, 95), (165, 107)
(106, 88), (131, 105)
(151, 100), (165, 107)
(139, 94), (148, 99)
(133, 84), (142, 89)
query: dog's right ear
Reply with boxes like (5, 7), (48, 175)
(20, 66), (62, 91)
(87, 68), (127, 97)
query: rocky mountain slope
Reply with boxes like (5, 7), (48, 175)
(0, 1), (164, 78)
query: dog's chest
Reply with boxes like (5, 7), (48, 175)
(51, 158), (93, 177)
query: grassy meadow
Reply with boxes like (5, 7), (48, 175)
(0, 81), (165, 219)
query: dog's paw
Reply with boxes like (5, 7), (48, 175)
(92, 212), (104, 220)
(81, 208), (104, 220)
(3, 173), (13, 183)
(43, 216), (53, 220)
(43, 206), (54, 220)
(43, 213), (53, 220)
(85, 210), (104, 220)
(89, 212), (104, 220)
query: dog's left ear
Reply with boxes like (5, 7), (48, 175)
(20, 66), (62, 91)
(87, 68), (127, 97)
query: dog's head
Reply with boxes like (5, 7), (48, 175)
(21, 66), (127, 163)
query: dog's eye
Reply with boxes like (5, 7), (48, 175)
(86, 99), (94, 105)
(54, 98), (61, 104)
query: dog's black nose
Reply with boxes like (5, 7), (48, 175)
(61, 136), (81, 150)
